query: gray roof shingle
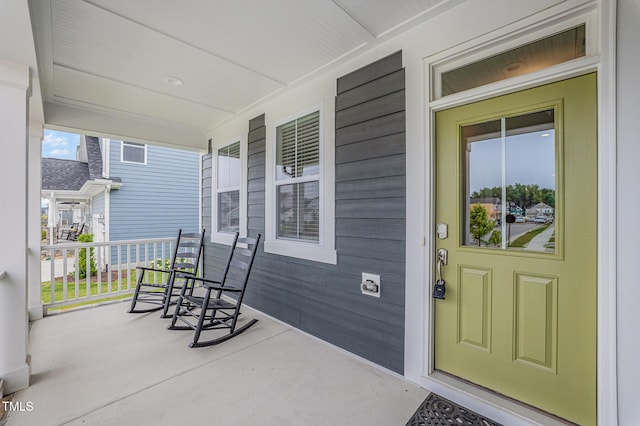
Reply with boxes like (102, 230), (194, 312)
(41, 158), (90, 191)
(85, 136), (103, 180)
(41, 137), (122, 192)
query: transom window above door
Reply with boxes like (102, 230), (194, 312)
(432, 23), (589, 100)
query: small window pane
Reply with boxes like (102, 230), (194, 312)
(217, 142), (241, 189)
(277, 181), (319, 242)
(276, 111), (320, 180)
(442, 25), (586, 96)
(462, 109), (556, 253)
(218, 190), (240, 233)
(123, 142), (145, 163)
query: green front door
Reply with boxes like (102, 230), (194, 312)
(434, 74), (597, 425)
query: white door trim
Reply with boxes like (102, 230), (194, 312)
(406, 1), (618, 424)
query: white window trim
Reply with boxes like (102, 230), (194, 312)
(265, 103), (336, 264)
(120, 141), (147, 165)
(211, 136), (247, 245)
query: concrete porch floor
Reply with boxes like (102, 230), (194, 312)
(8, 301), (428, 426)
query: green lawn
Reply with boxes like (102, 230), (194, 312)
(41, 269), (170, 312)
(509, 224), (550, 248)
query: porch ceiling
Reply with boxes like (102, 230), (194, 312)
(28, 0), (461, 149)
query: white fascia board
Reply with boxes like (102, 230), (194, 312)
(79, 179), (122, 198)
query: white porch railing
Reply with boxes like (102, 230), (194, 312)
(41, 237), (177, 315)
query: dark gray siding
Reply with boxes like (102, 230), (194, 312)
(202, 52), (406, 373)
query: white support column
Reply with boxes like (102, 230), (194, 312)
(28, 128), (44, 321)
(0, 59), (32, 394)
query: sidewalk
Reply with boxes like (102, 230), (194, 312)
(525, 225), (555, 251)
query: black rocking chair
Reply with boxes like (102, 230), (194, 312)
(168, 233), (261, 347)
(129, 229), (205, 318)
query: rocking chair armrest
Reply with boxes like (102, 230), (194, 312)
(175, 271), (198, 280)
(136, 266), (171, 274)
(203, 283), (241, 292)
(181, 275), (241, 293)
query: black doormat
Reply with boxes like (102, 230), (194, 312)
(406, 393), (502, 426)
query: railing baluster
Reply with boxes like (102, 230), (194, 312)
(49, 248), (55, 303)
(86, 245), (90, 299)
(62, 248), (68, 302)
(134, 243), (140, 290)
(107, 251), (112, 295)
(117, 246), (122, 293)
(97, 243), (102, 296)
(126, 244), (131, 290)
(75, 247), (79, 300)
(153, 243), (158, 284)
(161, 242), (166, 284)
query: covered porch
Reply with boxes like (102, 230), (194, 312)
(2, 0), (640, 425)
(6, 302), (427, 425)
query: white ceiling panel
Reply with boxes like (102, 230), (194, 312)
(51, 0), (284, 112)
(333, 0), (449, 36)
(52, 65), (230, 129)
(83, 0), (374, 84)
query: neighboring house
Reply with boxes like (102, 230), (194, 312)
(525, 202), (554, 218)
(469, 197), (501, 221)
(41, 136), (122, 243)
(41, 136), (200, 244)
(95, 138), (201, 244)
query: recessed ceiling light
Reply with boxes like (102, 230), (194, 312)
(503, 61), (524, 73)
(541, 133), (551, 137)
(165, 76), (184, 86)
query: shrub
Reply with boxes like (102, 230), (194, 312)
(150, 257), (186, 270)
(76, 233), (97, 278)
(488, 230), (502, 247)
(469, 204), (495, 246)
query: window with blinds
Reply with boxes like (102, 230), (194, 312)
(275, 111), (320, 242)
(217, 141), (241, 233)
(122, 141), (146, 164)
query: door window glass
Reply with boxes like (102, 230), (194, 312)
(462, 109), (556, 253)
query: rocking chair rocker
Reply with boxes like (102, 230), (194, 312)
(168, 233), (260, 347)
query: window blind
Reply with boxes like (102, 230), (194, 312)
(277, 181), (319, 241)
(275, 110), (321, 242)
(276, 111), (320, 179)
(217, 141), (241, 233)
(217, 141), (241, 189)
(122, 142), (145, 163)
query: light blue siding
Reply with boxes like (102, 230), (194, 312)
(108, 140), (200, 240)
(92, 191), (105, 216)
